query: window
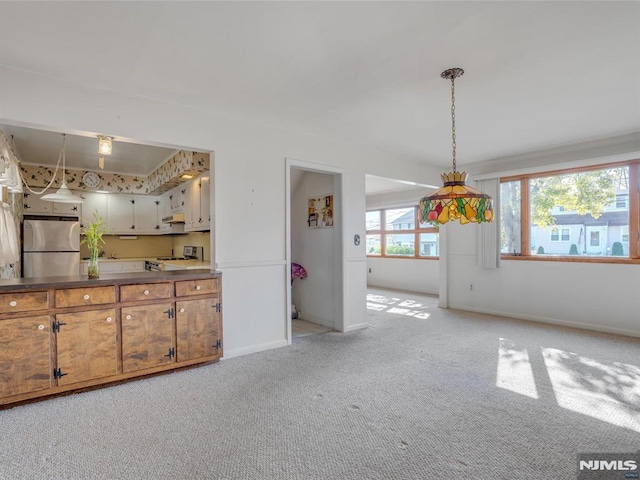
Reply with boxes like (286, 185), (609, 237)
(550, 227), (570, 242)
(366, 206), (438, 259)
(501, 162), (638, 262)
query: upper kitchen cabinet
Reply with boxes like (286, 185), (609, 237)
(106, 194), (164, 234)
(23, 191), (80, 216)
(167, 184), (188, 213)
(184, 174), (211, 232)
(80, 192), (108, 228)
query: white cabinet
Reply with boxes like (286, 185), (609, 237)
(106, 194), (164, 234)
(23, 192), (53, 215)
(185, 174), (211, 232)
(107, 195), (136, 234)
(134, 196), (162, 233)
(79, 192), (108, 229)
(80, 260), (145, 275)
(24, 191), (81, 216)
(52, 201), (81, 216)
(167, 185), (187, 213)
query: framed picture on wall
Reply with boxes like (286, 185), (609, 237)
(307, 195), (333, 228)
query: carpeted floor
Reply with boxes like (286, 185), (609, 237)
(1, 288), (639, 479)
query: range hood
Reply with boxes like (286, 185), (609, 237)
(162, 213), (185, 224)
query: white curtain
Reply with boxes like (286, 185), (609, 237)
(0, 130), (22, 267)
(476, 178), (500, 269)
(0, 201), (20, 267)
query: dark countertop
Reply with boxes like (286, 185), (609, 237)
(0, 269), (221, 292)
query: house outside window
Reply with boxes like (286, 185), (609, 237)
(501, 163), (635, 260)
(366, 206), (438, 259)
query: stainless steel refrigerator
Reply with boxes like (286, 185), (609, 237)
(23, 219), (80, 277)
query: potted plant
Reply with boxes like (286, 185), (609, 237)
(81, 211), (108, 279)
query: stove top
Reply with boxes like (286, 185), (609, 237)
(156, 256), (187, 261)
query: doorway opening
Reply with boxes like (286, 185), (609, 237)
(286, 159), (344, 344)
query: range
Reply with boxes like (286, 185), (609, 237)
(145, 246), (204, 271)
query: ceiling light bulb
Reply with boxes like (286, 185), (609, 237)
(98, 136), (113, 156)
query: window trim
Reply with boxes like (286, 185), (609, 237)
(366, 206), (439, 259)
(501, 159), (640, 263)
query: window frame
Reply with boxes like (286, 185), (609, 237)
(366, 206), (439, 260)
(500, 160), (640, 264)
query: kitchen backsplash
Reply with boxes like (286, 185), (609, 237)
(80, 232), (210, 261)
(171, 232), (211, 260)
(80, 235), (173, 259)
(21, 150), (210, 195)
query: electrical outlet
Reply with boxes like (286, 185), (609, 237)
(469, 284), (473, 291)
(368, 268), (372, 273)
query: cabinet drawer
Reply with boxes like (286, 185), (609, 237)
(176, 279), (218, 297)
(120, 283), (172, 302)
(0, 291), (49, 313)
(55, 286), (116, 308)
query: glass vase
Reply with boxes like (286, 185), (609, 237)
(88, 253), (100, 279)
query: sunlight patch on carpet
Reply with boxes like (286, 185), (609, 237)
(496, 338), (539, 399)
(542, 347), (640, 433)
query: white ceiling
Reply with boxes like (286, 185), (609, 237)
(0, 2), (638, 182)
(0, 124), (177, 176)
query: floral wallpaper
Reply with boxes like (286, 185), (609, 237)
(20, 151), (210, 195)
(147, 151), (210, 194)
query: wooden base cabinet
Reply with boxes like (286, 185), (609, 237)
(0, 271), (222, 407)
(0, 315), (52, 398)
(176, 298), (222, 362)
(122, 303), (175, 373)
(55, 309), (118, 386)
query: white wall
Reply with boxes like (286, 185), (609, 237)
(1, 66), (443, 358)
(365, 185), (440, 294)
(441, 186), (640, 338)
(291, 170), (337, 328)
(367, 257), (439, 295)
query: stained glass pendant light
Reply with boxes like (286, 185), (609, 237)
(419, 68), (493, 225)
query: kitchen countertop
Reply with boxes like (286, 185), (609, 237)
(80, 257), (150, 262)
(0, 269), (220, 292)
(163, 259), (211, 269)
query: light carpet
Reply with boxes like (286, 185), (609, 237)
(1, 288), (639, 479)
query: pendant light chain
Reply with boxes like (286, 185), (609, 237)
(450, 75), (457, 173)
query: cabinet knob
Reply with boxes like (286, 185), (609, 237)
(195, 285), (201, 291)
(179, 308), (185, 313)
(126, 314), (132, 320)
(38, 324), (45, 330)
(83, 294), (90, 300)
(143, 290), (150, 295)
(9, 300), (17, 307)
(106, 317), (112, 322)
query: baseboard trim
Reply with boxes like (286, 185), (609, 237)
(344, 322), (369, 332)
(222, 339), (288, 359)
(454, 305), (640, 339)
(299, 314), (335, 329)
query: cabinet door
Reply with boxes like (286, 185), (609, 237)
(184, 179), (196, 230)
(52, 199), (81, 216)
(23, 192), (52, 214)
(134, 195), (161, 234)
(200, 175), (211, 229)
(107, 195), (136, 234)
(176, 298), (221, 362)
(80, 192), (108, 229)
(0, 315), (52, 398)
(122, 303), (174, 373)
(55, 309), (117, 386)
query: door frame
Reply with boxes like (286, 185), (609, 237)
(285, 158), (345, 345)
